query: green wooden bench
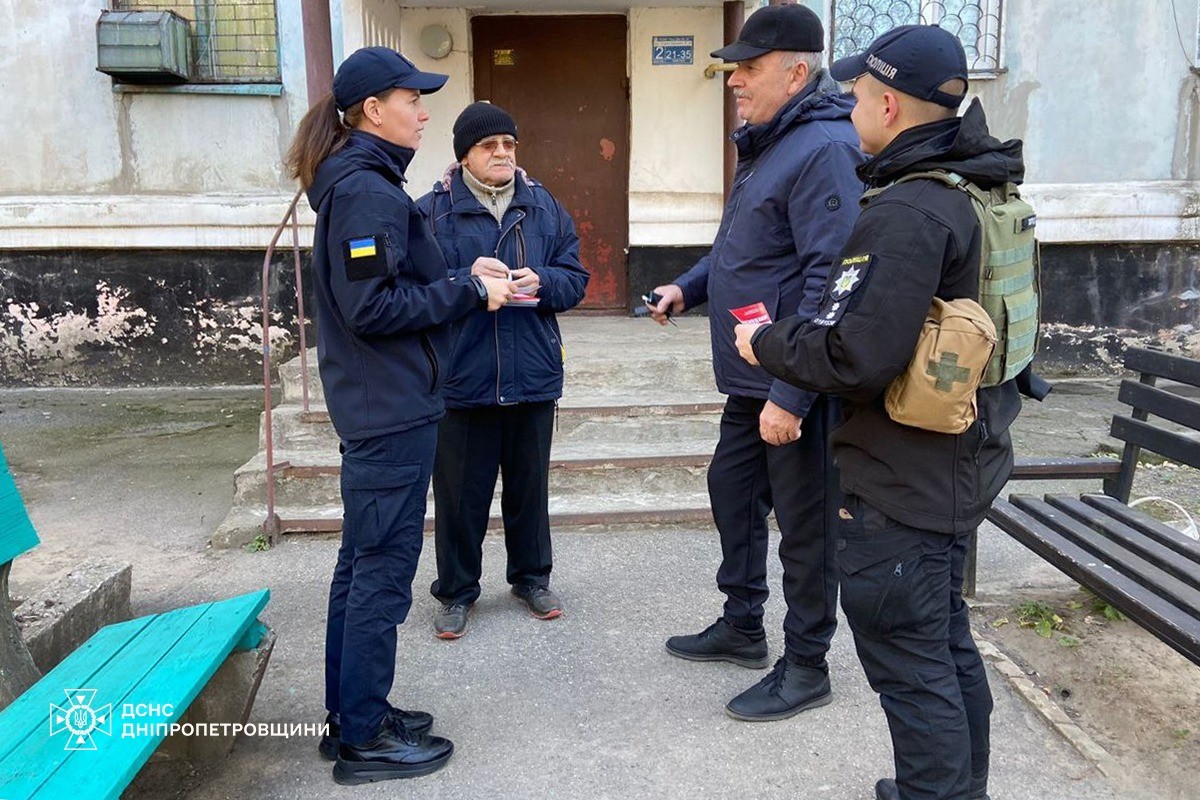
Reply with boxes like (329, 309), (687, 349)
(0, 443), (272, 799)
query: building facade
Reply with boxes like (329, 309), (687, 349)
(0, 0), (1197, 383)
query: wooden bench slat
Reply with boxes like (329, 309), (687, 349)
(1045, 496), (1200, 592)
(1011, 496), (1200, 619)
(1010, 457), (1122, 480)
(1123, 347), (1200, 389)
(1109, 416), (1200, 471)
(1080, 494), (1200, 562)
(988, 498), (1200, 665)
(35, 590), (270, 800)
(1117, 379), (1200, 431)
(0, 605), (211, 795)
(0, 617), (153, 763)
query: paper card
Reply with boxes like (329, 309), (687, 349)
(509, 293), (539, 307)
(729, 302), (772, 325)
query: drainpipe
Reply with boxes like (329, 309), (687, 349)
(300, 0), (334, 106)
(722, 1), (743, 200)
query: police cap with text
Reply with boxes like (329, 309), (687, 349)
(829, 24), (968, 109)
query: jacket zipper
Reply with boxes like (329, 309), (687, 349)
(493, 209), (526, 405)
(715, 169), (755, 260)
(419, 333), (440, 393)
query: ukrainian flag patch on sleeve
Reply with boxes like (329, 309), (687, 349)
(342, 234), (387, 281)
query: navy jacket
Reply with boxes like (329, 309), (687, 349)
(673, 72), (865, 418)
(306, 131), (480, 440)
(416, 165), (589, 408)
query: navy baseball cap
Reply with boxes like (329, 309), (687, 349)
(332, 46), (448, 111)
(711, 4), (824, 62)
(830, 25), (968, 108)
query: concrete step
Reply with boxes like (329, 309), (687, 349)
(212, 493), (713, 548)
(278, 317), (718, 405)
(231, 447), (712, 510)
(257, 402), (724, 453)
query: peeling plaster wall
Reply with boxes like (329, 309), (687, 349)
(0, 0), (308, 196)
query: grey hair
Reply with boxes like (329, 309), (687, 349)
(778, 51), (824, 75)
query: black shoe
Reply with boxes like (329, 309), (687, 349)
(332, 714), (453, 785)
(665, 618), (769, 669)
(874, 777), (990, 799)
(434, 603), (471, 639)
(725, 657), (832, 721)
(510, 584), (564, 620)
(319, 708), (435, 761)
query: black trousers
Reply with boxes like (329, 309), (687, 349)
(325, 423), (436, 745)
(708, 394), (840, 665)
(430, 401), (555, 606)
(837, 495), (993, 800)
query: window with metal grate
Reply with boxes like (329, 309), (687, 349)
(113, 0), (280, 83)
(831, 0), (1004, 73)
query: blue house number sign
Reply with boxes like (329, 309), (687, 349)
(652, 36), (694, 65)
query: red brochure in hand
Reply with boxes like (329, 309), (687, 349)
(728, 302), (773, 325)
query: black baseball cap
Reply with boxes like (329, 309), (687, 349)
(711, 4), (824, 62)
(830, 25), (968, 108)
(332, 46), (448, 111)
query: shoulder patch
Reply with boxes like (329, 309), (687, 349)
(813, 254), (874, 328)
(342, 234), (388, 281)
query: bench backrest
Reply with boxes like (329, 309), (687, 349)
(0, 442), (39, 568)
(1107, 347), (1200, 502)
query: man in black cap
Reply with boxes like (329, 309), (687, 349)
(647, 3), (864, 721)
(733, 23), (1025, 800)
(417, 102), (589, 639)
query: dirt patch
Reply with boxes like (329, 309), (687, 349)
(976, 588), (1200, 800)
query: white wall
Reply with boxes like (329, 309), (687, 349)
(628, 6), (726, 245)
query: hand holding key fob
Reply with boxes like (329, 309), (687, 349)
(640, 291), (677, 326)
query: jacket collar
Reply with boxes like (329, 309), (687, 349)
(442, 162), (536, 215)
(731, 69), (842, 159)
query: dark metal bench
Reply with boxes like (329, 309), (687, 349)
(985, 347), (1200, 666)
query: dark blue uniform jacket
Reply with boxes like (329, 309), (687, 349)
(306, 131), (479, 440)
(673, 72), (865, 418)
(417, 166), (589, 408)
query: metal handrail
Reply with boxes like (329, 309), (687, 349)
(260, 187), (311, 540)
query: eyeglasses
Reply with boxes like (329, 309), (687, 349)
(476, 137), (518, 153)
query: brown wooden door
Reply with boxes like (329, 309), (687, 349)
(472, 15), (629, 310)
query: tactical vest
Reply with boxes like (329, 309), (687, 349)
(863, 170), (1040, 387)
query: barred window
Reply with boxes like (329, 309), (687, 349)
(831, 1), (1004, 73)
(113, 0), (280, 83)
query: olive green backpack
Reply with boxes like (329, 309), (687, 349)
(867, 171), (1040, 387)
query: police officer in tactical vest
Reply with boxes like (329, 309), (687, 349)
(734, 25), (1031, 800)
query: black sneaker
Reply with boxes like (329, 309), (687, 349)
(665, 618), (769, 669)
(510, 584), (564, 620)
(874, 777), (990, 799)
(318, 708), (434, 761)
(434, 603), (471, 639)
(332, 713), (453, 785)
(724, 657), (832, 721)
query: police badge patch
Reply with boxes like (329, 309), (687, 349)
(813, 253), (873, 327)
(343, 234), (388, 281)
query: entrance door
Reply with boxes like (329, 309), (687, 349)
(472, 15), (629, 310)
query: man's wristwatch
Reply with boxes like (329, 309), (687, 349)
(468, 275), (489, 309)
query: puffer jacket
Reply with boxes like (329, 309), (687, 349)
(416, 165), (589, 408)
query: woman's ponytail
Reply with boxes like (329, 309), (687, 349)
(285, 93), (349, 189)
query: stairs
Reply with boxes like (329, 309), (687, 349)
(213, 317), (724, 547)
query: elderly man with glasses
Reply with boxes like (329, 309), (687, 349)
(416, 101), (590, 640)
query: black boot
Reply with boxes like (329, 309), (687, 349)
(665, 618), (769, 668)
(320, 706), (435, 763)
(874, 777), (990, 799)
(724, 657), (832, 721)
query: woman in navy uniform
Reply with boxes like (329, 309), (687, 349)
(285, 46), (515, 785)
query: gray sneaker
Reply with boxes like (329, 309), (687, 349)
(433, 603), (470, 639)
(510, 585), (563, 619)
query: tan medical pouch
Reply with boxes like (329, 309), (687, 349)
(885, 297), (997, 434)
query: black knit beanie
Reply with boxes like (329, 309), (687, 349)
(453, 102), (518, 161)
